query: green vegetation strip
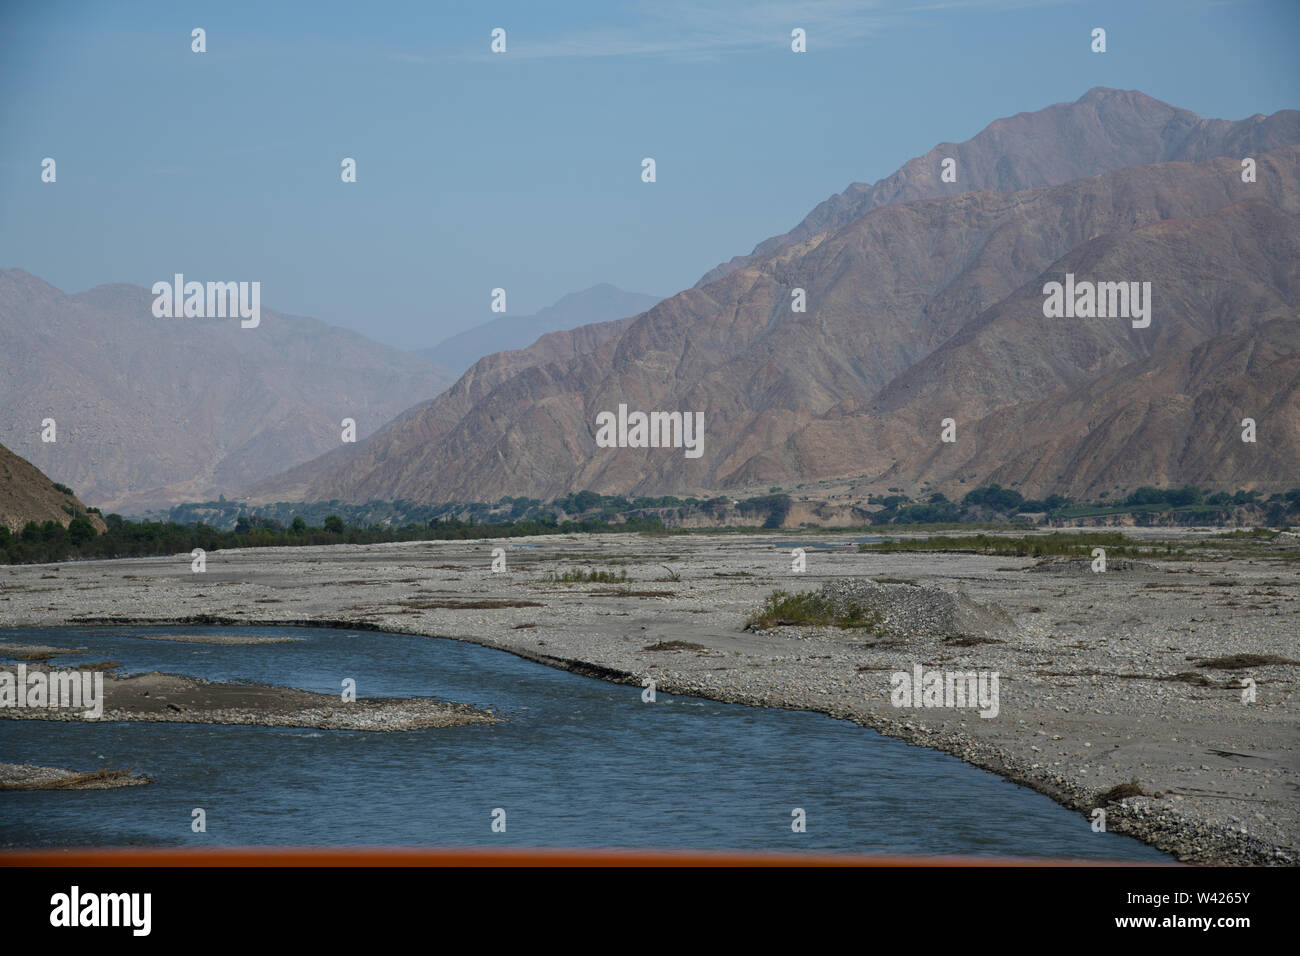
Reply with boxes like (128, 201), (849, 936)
(745, 590), (884, 632)
(859, 531), (1167, 558)
(544, 568), (629, 584)
(7, 481), (1296, 566)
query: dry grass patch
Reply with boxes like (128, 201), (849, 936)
(588, 589), (674, 598)
(1194, 653), (1298, 670)
(945, 635), (1005, 647)
(395, 598), (542, 610)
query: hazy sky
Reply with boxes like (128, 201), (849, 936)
(2, 0), (1297, 350)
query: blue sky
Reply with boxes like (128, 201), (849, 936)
(2, 0), (1297, 350)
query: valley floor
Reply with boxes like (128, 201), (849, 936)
(1, 530), (1295, 864)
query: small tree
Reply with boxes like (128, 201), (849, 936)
(67, 517), (97, 547)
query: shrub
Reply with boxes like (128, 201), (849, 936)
(745, 590), (883, 632)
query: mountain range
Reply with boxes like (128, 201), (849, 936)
(0, 270), (454, 512)
(247, 88), (1300, 505)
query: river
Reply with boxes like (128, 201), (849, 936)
(0, 625), (1169, 859)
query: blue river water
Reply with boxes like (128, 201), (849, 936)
(0, 625), (1168, 859)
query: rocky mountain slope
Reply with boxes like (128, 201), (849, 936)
(247, 92), (1300, 505)
(0, 441), (105, 534)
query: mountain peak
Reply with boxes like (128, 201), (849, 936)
(696, 87), (1278, 287)
(1077, 86), (1153, 102)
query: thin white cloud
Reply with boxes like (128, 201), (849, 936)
(909, 0), (1073, 10)
(385, 0), (1076, 64)
(458, 0), (894, 61)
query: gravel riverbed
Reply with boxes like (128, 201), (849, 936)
(1, 529), (1295, 864)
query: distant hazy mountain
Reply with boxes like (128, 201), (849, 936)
(0, 271), (453, 513)
(0, 441), (105, 534)
(249, 89), (1300, 505)
(419, 284), (661, 374)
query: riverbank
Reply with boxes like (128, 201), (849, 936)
(1, 530), (1295, 864)
(0, 660), (498, 731)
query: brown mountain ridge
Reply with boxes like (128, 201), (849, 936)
(697, 86), (1300, 285)
(247, 90), (1300, 505)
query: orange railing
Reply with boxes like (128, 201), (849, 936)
(0, 847), (1165, 866)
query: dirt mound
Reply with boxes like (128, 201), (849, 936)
(819, 579), (1014, 641)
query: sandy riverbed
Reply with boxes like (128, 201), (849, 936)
(0, 762), (150, 791)
(0, 530), (1295, 864)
